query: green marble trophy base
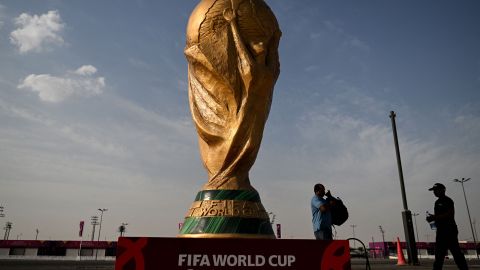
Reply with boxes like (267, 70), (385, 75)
(178, 189), (275, 238)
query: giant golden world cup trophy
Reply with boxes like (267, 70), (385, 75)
(178, 0), (281, 238)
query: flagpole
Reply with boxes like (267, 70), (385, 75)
(79, 235), (83, 261)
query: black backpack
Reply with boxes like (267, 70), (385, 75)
(329, 197), (349, 226)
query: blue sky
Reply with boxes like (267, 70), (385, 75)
(0, 0), (479, 245)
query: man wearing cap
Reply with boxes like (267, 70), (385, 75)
(427, 183), (468, 270)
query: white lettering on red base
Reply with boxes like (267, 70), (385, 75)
(178, 254), (295, 267)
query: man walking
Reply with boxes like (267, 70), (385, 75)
(311, 183), (333, 240)
(426, 183), (468, 270)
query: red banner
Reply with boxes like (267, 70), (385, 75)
(115, 237), (351, 270)
(79, 221), (85, 237)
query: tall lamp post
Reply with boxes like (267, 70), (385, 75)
(3, 222), (12, 240)
(97, 208), (108, 242)
(412, 213), (420, 242)
(96, 208), (108, 260)
(474, 219), (478, 242)
(0, 205), (5, 240)
(351, 224), (357, 248)
(389, 111), (418, 265)
(379, 225), (386, 258)
(91, 216), (99, 241)
(371, 236), (376, 258)
(412, 213), (420, 258)
(453, 178), (479, 259)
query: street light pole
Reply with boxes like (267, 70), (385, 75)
(96, 208), (108, 260)
(412, 213), (420, 258)
(474, 219), (478, 242)
(453, 178), (479, 259)
(371, 236), (376, 259)
(97, 208), (107, 242)
(379, 225), (386, 258)
(91, 216), (99, 241)
(351, 224), (357, 248)
(4, 222), (12, 240)
(389, 111), (418, 265)
(412, 213), (420, 242)
(0, 206), (5, 240)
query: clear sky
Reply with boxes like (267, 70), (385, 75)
(0, 0), (479, 246)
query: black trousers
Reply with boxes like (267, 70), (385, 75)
(314, 229), (333, 240)
(433, 229), (468, 270)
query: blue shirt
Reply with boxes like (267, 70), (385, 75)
(311, 195), (332, 232)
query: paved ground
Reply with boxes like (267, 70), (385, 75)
(0, 258), (479, 269)
(351, 258), (480, 269)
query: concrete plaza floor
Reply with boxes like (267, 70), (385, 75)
(351, 258), (480, 269)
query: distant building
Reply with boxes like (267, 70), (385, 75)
(0, 240), (116, 260)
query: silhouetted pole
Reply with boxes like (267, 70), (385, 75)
(3, 222), (12, 240)
(389, 111), (418, 265)
(97, 209), (107, 243)
(390, 111), (408, 210)
(379, 225), (386, 258)
(91, 216), (98, 241)
(412, 213), (421, 258)
(474, 219), (478, 243)
(453, 178), (479, 259)
(96, 208), (107, 260)
(371, 236), (376, 258)
(351, 224), (357, 248)
(412, 213), (419, 242)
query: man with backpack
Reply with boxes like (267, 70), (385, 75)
(311, 183), (349, 240)
(311, 183), (335, 240)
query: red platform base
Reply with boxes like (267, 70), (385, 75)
(115, 237), (351, 270)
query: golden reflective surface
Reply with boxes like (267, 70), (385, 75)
(185, 200), (269, 219)
(185, 0), (281, 190)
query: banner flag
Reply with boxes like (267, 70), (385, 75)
(79, 221), (85, 237)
